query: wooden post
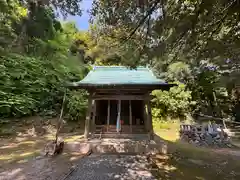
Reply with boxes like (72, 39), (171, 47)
(84, 96), (93, 139)
(129, 100), (132, 133)
(107, 100), (110, 132)
(147, 99), (153, 140)
(91, 100), (96, 133)
(117, 100), (121, 133)
(143, 100), (148, 132)
(55, 90), (66, 143)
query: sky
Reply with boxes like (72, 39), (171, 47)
(62, 0), (93, 30)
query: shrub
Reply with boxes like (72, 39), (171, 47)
(152, 83), (195, 119)
(0, 52), (88, 120)
(65, 90), (88, 121)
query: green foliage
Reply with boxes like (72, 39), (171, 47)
(21, 0), (82, 16)
(0, 51), (87, 118)
(90, 0), (240, 120)
(68, 25), (143, 67)
(1, 0), (239, 122)
(0, 2), (88, 121)
(66, 90), (88, 121)
(152, 83), (195, 119)
(26, 6), (61, 40)
(165, 62), (192, 83)
(0, 0), (26, 47)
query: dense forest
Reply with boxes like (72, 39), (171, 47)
(0, 0), (240, 123)
(0, 0), (89, 120)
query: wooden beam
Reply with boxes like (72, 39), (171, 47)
(92, 90), (151, 95)
(84, 84), (173, 92)
(84, 96), (93, 139)
(143, 100), (148, 132)
(93, 89), (150, 93)
(107, 100), (110, 132)
(92, 94), (150, 100)
(129, 100), (132, 133)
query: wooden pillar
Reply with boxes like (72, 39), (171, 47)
(147, 99), (154, 140)
(117, 100), (121, 133)
(84, 96), (93, 139)
(129, 100), (132, 133)
(91, 100), (96, 133)
(143, 100), (148, 132)
(107, 100), (110, 132)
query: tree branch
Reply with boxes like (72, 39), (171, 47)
(122, 0), (161, 43)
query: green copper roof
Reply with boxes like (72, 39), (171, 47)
(71, 66), (168, 87)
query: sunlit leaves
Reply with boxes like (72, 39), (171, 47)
(152, 83), (194, 118)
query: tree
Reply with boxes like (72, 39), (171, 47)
(152, 83), (194, 118)
(89, 0), (240, 119)
(0, 2), (88, 120)
(20, 0), (82, 16)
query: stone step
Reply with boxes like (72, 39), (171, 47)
(105, 128), (146, 131)
(87, 138), (167, 154)
(93, 133), (150, 139)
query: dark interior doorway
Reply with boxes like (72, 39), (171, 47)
(121, 100), (130, 125)
(95, 99), (145, 126)
(110, 100), (117, 125)
(95, 100), (108, 125)
(131, 100), (144, 125)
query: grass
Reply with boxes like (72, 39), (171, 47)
(0, 133), (86, 167)
(0, 137), (44, 165)
(153, 119), (180, 142)
(0, 117), (85, 167)
(0, 118), (86, 180)
(152, 120), (240, 180)
(150, 142), (240, 180)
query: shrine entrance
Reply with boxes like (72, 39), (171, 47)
(95, 100), (145, 133)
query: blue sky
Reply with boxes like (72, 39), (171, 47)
(61, 0), (93, 30)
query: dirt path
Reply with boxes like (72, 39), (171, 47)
(0, 154), (157, 180)
(66, 154), (156, 180)
(0, 154), (83, 180)
(0, 138), (85, 180)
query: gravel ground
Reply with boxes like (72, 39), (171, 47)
(66, 154), (157, 180)
(0, 155), (81, 180)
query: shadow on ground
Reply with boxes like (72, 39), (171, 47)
(151, 134), (240, 180)
(67, 154), (156, 180)
(0, 117), (85, 180)
(0, 132), (86, 180)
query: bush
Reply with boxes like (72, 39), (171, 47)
(0, 52), (88, 119)
(151, 83), (195, 119)
(65, 90), (88, 121)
